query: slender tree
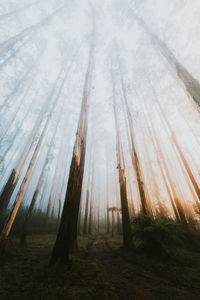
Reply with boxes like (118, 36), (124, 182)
(160, 106), (200, 203)
(0, 6), (65, 58)
(0, 52), (74, 244)
(56, 199), (62, 231)
(0, 45), (80, 223)
(50, 42), (93, 264)
(112, 75), (132, 248)
(0, 68), (62, 222)
(133, 13), (200, 107)
(19, 105), (62, 246)
(88, 168), (94, 235)
(106, 162), (110, 234)
(83, 189), (89, 235)
(141, 101), (187, 224)
(117, 208), (121, 234)
(147, 76), (200, 208)
(0, 68), (32, 113)
(119, 69), (148, 215)
(0, 80), (33, 146)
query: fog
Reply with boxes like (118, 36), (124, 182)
(0, 0), (200, 230)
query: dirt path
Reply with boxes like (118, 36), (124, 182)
(90, 235), (199, 300)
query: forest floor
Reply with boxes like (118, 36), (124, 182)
(0, 234), (200, 300)
(0, 234), (116, 300)
(91, 234), (200, 299)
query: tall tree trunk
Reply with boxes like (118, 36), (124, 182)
(106, 164), (110, 234)
(0, 55), (71, 244)
(142, 103), (186, 223)
(160, 105), (200, 203)
(117, 210), (121, 234)
(50, 43), (93, 264)
(97, 207), (100, 233)
(77, 199), (82, 235)
(112, 77), (132, 248)
(0, 169), (16, 230)
(111, 209), (114, 237)
(0, 73), (60, 221)
(119, 70), (148, 215)
(88, 178), (94, 235)
(19, 189), (39, 246)
(0, 119), (50, 244)
(83, 190), (89, 235)
(133, 13), (200, 107)
(140, 123), (163, 217)
(56, 200), (62, 231)
(19, 108), (61, 246)
(0, 50), (76, 222)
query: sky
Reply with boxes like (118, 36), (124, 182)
(0, 0), (200, 222)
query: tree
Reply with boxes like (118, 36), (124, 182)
(119, 69), (149, 215)
(83, 189), (89, 235)
(20, 109), (61, 246)
(141, 100), (187, 225)
(133, 13), (200, 107)
(148, 78), (200, 217)
(0, 46), (79, 225)
(0, 69), (62, 223)
(88, 168), (94, 235)
(112, 75), (132, 248)
(50, 42), (93, 264)
(106, 164), (110, 234)
(0, 51), (74, 244)
(108, 206), (121, 237)
(0, 6), (65, 58)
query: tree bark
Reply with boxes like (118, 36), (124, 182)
(83, 190), (89, 235)
(112, 76), (132, 248)
(50, 42), (93, 264)
(119, 70), (148, 215)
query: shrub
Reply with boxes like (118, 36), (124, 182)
(131, 213), (189, 258)
(9, 206), (58, 236)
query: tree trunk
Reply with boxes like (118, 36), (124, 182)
(120, 70), (148, 215)
(0, 71), (60, 219)
(111, 210), (114, 237)
(0, 169), (16, 229)
(0, 51), (76, 229)
(88, 186), (93, 235)
(0, 55), (71, 243)
(83, 190), (89, 235)
(112, 77), (132, 248)
(56, 200), (62, 231)
(20, 111), (61, 246)
(133, 13), (200, 107)
(50, 43), (93, 264)
(106, 164), (110, 234)
(142, 102), (186, 224)
(20, 189), (39, 246)
(117, 211), (121, 234)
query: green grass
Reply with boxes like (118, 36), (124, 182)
(0, 234), (117, 300)
(104, 233), (123, 251)
(105, 233), (200, 291)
